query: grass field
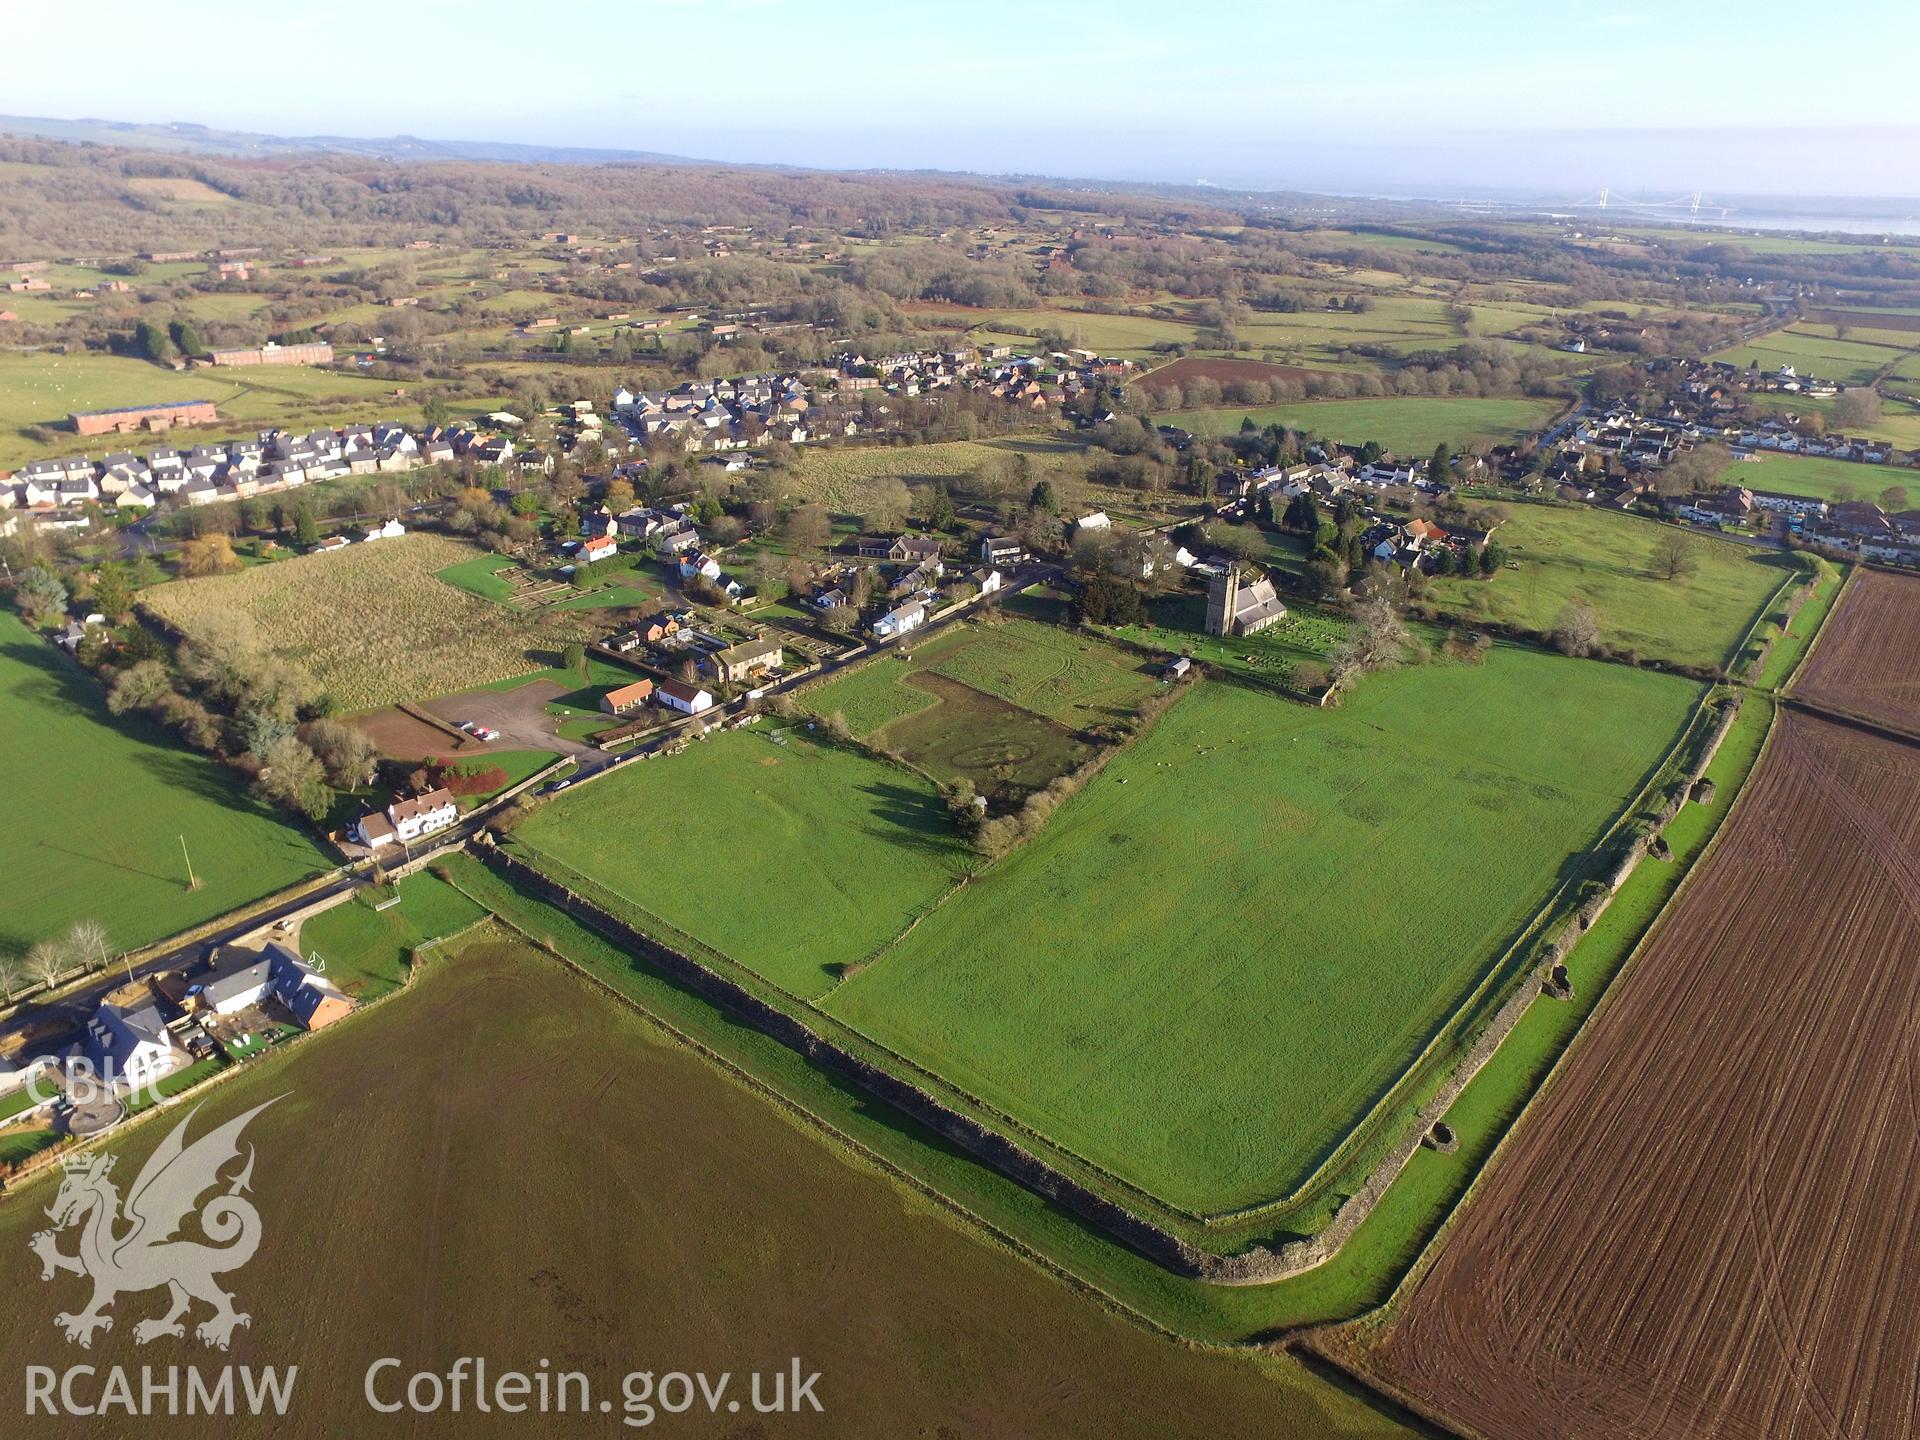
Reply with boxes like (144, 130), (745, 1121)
(1721, 452), (1916, 505)
(142, 533), (597, 710)
(826, 655), (1701, 1212)
(0, 938), (1412, 1438)
(433, 550), (519, 602)
(1425, 503), (1789, 669)
(0, 350), (420, 469)
(1105, 592), (1349, 692)
(1162, 396), (1560, 455)
(804, 616), (1160, 798)
(0, 613), (332, 953)
(297, 870), (487, 1001)
(787, 435), (1086, 511)
(512, 728), (971, 998)
(1710, 327), (1912, 385)
(966, 307), (1199, 359)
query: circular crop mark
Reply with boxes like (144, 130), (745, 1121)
(950, 739), (1037, 770)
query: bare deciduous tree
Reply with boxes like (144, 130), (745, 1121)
(1650, 530), (1701, 582)
(1553, 598), (1601, 657)
(1327, 594), (1413, 692)
(66, 920), (110, 973)
(27, 940), (70, 991)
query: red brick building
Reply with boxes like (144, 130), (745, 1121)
(207, 341), (334, 367)
(71, 400), (218, 437)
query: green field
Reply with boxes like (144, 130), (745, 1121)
(297, 869), (488, 1000)
(1723, 453), (1916, 506)
(1104, 592), (1349, 693)
(966, 307), (1198, 358)
(826, 656), (1701, 1212)
(1743, 391), (1920, 450)
(0, 350), (420, 469)
(0, 613), (333, 954)
(787, 434), (1089, 511)
(1426, 503), (1789, 669)
(804, 616), (1160, 798)
(512, 729), (971, 998)
(1710, 327), (1912, 385)
(434, 550), (520, 602)
(1163, 395), (1560, 455)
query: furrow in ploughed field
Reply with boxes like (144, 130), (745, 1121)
(1796, 569), (1920, 737)
(1365, 708), (1920, 1440)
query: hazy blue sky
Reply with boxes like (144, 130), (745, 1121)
(11, 0), (1920, 198)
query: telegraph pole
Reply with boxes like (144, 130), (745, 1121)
(180, 834), (201, 891)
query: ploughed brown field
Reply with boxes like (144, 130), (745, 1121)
(1795, 569), (1920, 737)
(0, 939), (1411, 1438)
(1362, 706), (1920, 1439)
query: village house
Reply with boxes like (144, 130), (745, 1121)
(858, 534), (944, 563)
(82, 1001), (184, 1091)
(708, 634), (784, 685)
(980, 536), (1024, 567)
(873, 600), (927, 640)
(354, 786), (458, 850)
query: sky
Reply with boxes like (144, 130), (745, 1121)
(8, 0), (1920, 201)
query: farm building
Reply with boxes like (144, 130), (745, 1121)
(657, 678), (715, 715)
(601, 679), (656, 714)
(70, 400), (219, 437)
(207, 341), (335, 367)
(1205, 566), (1287, 638)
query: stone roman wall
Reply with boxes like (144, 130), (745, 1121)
(476, 844), (1555, 1285)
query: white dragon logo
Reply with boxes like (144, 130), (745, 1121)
(29, 1097), (282, 1350)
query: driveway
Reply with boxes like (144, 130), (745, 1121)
(426, 683), (615, 775)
